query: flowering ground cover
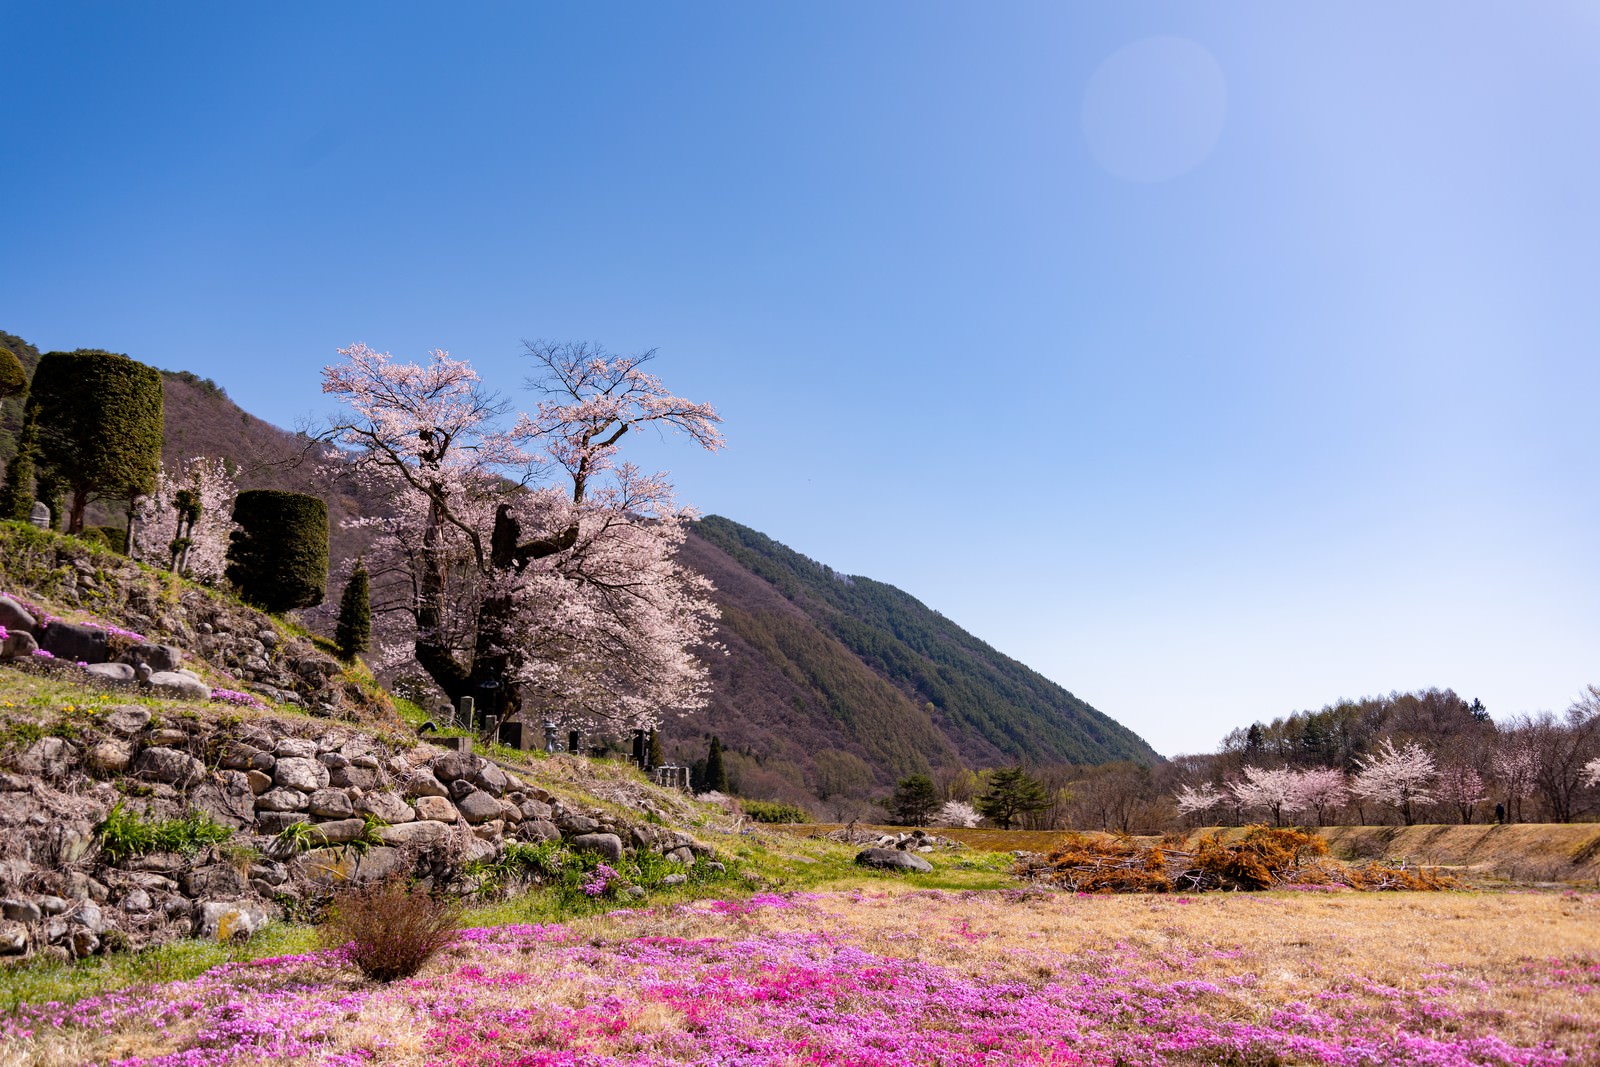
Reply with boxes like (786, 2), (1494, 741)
(4, 887), (1596, 1067)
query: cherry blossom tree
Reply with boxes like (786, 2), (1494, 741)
(934, 800), (982, 828)
(1229, 766), (1302, 826)
(131, 457), (239, 583)
(321, 341), (723, 733)
(1490, 734), (1540, 823)
(1173, 782), (1226, 820)
(1351, 738), (1436, 825)
(1582, 757), (1600, 789)
(1290, 767), (1348, 826)
(1434, 763), (1488, 824)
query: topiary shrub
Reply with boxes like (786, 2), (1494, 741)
(226, 489), (329, 612)
(335, 558), (371, 661)
(741, 799), (812, 824)
(0, 346), (24, 399)
(25, 350), (163, 533)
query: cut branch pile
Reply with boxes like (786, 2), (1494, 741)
(1018, 826), (1456, 893)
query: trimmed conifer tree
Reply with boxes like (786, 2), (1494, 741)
(703, 736), (729, 794)
(648, 728), (663, 769)
(25, 350), (163, 533)
(335, 559), (373, 661)
(226, 489), (329, 613)
(0, 347), (24, 399)
(0, 413), (37, 521)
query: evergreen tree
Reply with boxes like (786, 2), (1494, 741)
(0, 347), (24, 400)
(885, 774), (940, 826)
(25, 350), (163, 533)
(703, 736), (729, 793)
(648, 728), (663, 768)
(0, 413), (36, 521)
(335, 559), (373, 661)
(226, 490), (329, 612)
(975, 766), (1052, 830)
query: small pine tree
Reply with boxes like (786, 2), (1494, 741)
(975, 766), (1053, 830)
(703, 736), (729, 794)
(647, 727), (663, 768)
(885, 774), (940, 826)
(335, 559), (372, 661)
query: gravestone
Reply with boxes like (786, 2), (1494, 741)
(28, 502), (49, 529)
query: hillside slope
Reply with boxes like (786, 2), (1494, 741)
(677, 517), (1160, 792)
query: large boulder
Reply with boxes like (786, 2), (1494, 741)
(430, 751), (481, 783)
(118, 643), (183, 673)
(855, 848), (933, 873)
(1, 629), (40, 660)
(404, 769), (450, 798)
(571, 833), (625, 864)
(0, 596), (36, 635)
(39, 621), (107, 664)
(413, 796), (459, 823)
(148, 671), (210, 700)
(455, 790), (503, 825)
(194, 901), (269, 942)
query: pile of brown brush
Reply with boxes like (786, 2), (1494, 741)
(1018, 826), (1457, 893)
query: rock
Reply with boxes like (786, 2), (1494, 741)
(310, 818), (367, 845)
(256, 787), (308, 813)
(103, 705), (152, 736)
(245, 770), (274, 795)
(519, 798), (554, 821)
(705, 862), (726, 875)
(1, 629), (39, 660)
(39, 620), (108, 663)
(355, 791), (413, 824)
(273, 757), (329, 793)
(448, 778), (476, 801)
(38, 895), (69, 916)
(0, 771), (29, 791)
(472, 820), (505, 841)
(661, 873), (688, 887)
(85, 739), (130, 780)
(255, 812), (309, 834)
(405, 770), (450, 798)
(307, 789), (354, 819)
(461, 836), (498, 865)
(194, 902), (269, 941)
(2, 899), (41, 923)
(180, 865), (246, 899)
(85, 662), (136, 682)
(430, 751), (480, 783)
(274, 737), (317, 759)
(666, 847), (696, 867)
(248, 859), (289, 886)
(13, 737), (80, 777)
(354, 846), (406, 883)
(219, 743), (262, 770)
(855, 848), (933, 873)
(148, 728), (190, 747)
(519, 820), (561, 843)
(70, 903), (106, 933)
(571, 833), (625, 863)
(472, 763), (510, 796)
(413, 796), (459, 823)
(120, 888), (152, 913)
(148, 671), (210, 700)
(192, 771), (256, 827)
(0, 595), (36, 634)
(68, 929), (100, 958)
(317, 751), (349, 769)
(0, 922), (26, 955)
(375, 820), (450, 847)
(132, 747), (205, 787)
(118, 643), (183, 673)
(559, 813), (600, 835)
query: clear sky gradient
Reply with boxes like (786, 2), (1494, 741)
(3, 3), (1596, 756)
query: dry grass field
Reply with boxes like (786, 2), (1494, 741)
(4, 886), (1596, 1066)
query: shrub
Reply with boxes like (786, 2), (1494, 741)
(0, 346), (23, 399)
(26, 349), (163, 533)
(742, 799), (811, 824)
(322, 878), (462, 982)
(0, 415), (38, 521)
(226, 489), (329, 612)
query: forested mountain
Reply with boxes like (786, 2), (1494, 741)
(0, 329), (1160, 810)
(673, 517), (1160, 796)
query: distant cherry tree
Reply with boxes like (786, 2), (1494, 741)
(1434, 763), (1489, 824)
(1230, 766), (1305, 826)
(321, 341), (723, 732)
(1582, 757), (1600, 788)
(132, 456), (238, 582)
(1351, 738), (1436, 825)
(1290, 767), (1348, 826)
(1174, 782), (1226, 817)
(934, 800), (981, 828)
(1490, 735), (1541, 823)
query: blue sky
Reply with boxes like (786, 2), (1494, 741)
(3, 3), (1597, 756)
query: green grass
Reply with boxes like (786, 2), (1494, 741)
(96, 801), (234, 862)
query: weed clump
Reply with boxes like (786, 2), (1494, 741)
(95, 801), (234, 862)
(322, 878), (462, 982)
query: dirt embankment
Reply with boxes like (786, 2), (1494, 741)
(776, 822), (1600, 885)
